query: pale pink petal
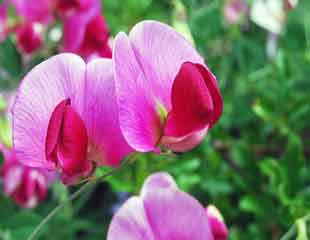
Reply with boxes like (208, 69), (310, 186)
(113, 32), (162, 152)
(141, 172), (177, 196)
(128, 20), (204, 108)
(12, 53), (86, 169)
(108, 172), (214, 240)
(142, 173), (214, 240)
(107, 197), (155, 240)
(83, 59), (133, 166)
(161, 127), (208, 152)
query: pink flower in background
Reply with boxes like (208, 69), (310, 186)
(12, 54), (132, 184)
(0, 3), (8, 41)
(207, 205), (229, 240)
(62, 1), (111, 60)
(55, 0), (99, 18)
(224, 0), (248, 25)
(0, 145), (49, 208)
(284, 0), (298, 10)
(16, 23), (43, 54)
(108, 172), (228, 240)
(113, 21), (223, 153)
(10, 0), (54, 24)
(74, 14), (112, 59)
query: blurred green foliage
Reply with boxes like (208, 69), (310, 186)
(0, 0), (309, 239)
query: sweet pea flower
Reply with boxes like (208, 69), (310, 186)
(113, 21), (223, 153)
(10, 0), (54, 24)
(0, 145), (49, 208)
(224, 0), (248, 25)
(62, 5), (112, 60)
(16, 22), (43, 55)
(108, 172), (229, 240)
(12, 53), (132, 184)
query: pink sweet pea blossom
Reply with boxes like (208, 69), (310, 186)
(16, 22), (43, 54)
(62, 1), (111, 60)
(0, 145), (49, 208)
(107, 172), (229, 240)
(224, 0), (248, 25)
(12, 53), (132, 184)
(113, 21), (223, 153)
(10, 0), (54, 24)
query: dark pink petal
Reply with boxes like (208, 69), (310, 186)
(113, 33), (162, 152)
(16, 23), (43, 55)
(164, 62), (214, 138)
(13, 54), (86, 169)
(196, 63), (223, 127)
(206, 205), (229, 240)
(56, 103), (91, 183)
(63, 13), (90, 52)
(45, 99), (68, 160)
(83, 59), (133, 166)
(77, 14), (112, 60)
(1, 147), (49, 208)
(62, 0), (100, 54)
(56, 0), (100, 18)
(24, 168), (48, 206)
(46, 98), (90, 182)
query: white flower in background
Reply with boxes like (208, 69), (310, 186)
(251, 0), (286, 34)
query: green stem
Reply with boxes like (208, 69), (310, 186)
(280, 213), (310, 240)
(27, 153), (138, 240)
(27, 181), (95, 240)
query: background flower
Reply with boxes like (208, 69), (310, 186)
(0, 145), (50, 208)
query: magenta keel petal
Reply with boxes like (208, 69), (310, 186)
(164, 62), (214, 138)
(46, 99), (91, 184)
